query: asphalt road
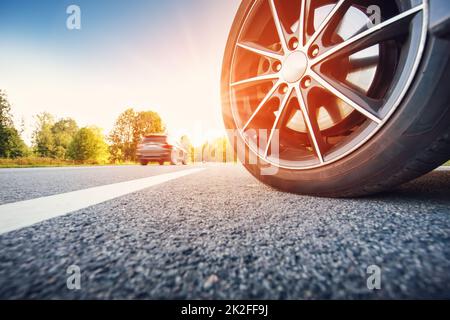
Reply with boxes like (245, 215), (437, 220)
(0, 164), (449, 299)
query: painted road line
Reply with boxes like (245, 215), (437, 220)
(0, 168), (205, 235)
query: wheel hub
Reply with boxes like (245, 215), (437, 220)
(228, 0), (427, 170)
(282, 51), (308, 83)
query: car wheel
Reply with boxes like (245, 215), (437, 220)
(158, 161), (165, 166)
(140, 161), (149, 166)
(221, 0), (450, 197)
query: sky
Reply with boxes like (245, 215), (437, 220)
(0, 0), (241, 146)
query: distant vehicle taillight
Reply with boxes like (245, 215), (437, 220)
(162, 144), (172, 149)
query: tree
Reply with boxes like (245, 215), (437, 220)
(0, 90), (28, 158)
(52, 118), (78, 159)
(32, 114), (79, 159)
(133, 111), (164, 151)
(0, 126), (28, 158)
(109, 109), (135, 162)
(0, 90), (13, 128)
(109, 108), (164, 162)
(68, 127), (109, 163)
(33, 112), (55, 158)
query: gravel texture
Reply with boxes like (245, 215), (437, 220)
(0, 164), (449, 299)
(0, 165), (192, 205)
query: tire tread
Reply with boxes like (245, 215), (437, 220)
(337, 130), (450, 197)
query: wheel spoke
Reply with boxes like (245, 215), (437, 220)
(269, 0), (289, 53)
(231, 73), (279, 88)
(237, 41), (283, 61)
(312, 5), (424, 65)
(228, 0), (427, 169)
(309, 70), (382, 123)
(242, 80), (282, 132)
(264, 86), (292, 158)
(305, 0), (347, 49)
(297, 0), (306, 47)
(294, 87), (326, 163)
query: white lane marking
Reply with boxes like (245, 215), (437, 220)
(0, 168), (204, 235)
(436, 166), (450, 171)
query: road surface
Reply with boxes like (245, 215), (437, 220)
(0, 164), (449, 299)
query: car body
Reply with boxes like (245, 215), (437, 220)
(136, 135), (188, 166)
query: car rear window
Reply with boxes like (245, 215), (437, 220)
(142, 136), (167, 143)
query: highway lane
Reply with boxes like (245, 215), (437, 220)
(0, 165), (200, 205)
(0, 164), (449, 299)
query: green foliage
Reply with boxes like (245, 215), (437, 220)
(134, 111), (165, 140)
(0, 126), (29, 158)
(0, 157), (77, 168)
(109, 108), (135, 162)
(32, 112), (55, 158)
(0, 90), (13, 128)
(68, 127), (109, 163)
(0, 90), (28, 158)
(52, 118), (78, 158)
(32, 114), (79, 159)
(109, 108), (164, 162)
(1, 89), (167, 165)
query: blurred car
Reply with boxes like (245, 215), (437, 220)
(136, 134), (188, 166)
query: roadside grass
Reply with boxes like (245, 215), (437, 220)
(1, 157), (447, 168)
(0, 157), (137, 168)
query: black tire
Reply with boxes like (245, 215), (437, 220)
(221, 0), (450, 197)
(140, 161), (149, 166)
(158, 161), (165, 166)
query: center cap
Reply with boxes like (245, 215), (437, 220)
(282, 51), (308, 83)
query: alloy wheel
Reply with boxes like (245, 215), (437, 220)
(227, 0), (428, 169)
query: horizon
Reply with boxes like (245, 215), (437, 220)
(0, 0), (241, 146)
